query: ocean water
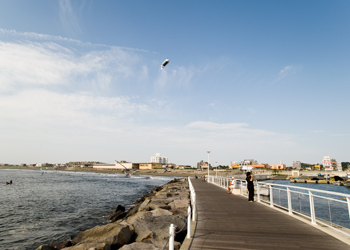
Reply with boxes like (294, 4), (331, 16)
(0, 169), (176, 250)
(260, 180), (350, 229)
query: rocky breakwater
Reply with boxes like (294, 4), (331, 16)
(37, 178), (190, 250)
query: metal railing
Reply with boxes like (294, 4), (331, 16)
(166, 177), (196, 250)
(207, 175), (350, 237)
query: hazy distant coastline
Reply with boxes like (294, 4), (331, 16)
(0, 165), (212, 177)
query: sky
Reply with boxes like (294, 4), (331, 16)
(0, 0), (349, 166)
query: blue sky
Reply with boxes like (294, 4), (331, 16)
(0, 0), (349, 166)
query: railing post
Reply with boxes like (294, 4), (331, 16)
(269, 185), (274, 207)
(169, 224), (175, 250)
(347, 197), (350, 223)
(309, 191), (316, 225)
(187, 206), (191, 239)
(256, 183), (260, 202)
(287, 187), (292, 214)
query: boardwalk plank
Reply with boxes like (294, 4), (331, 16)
(190, 179), (350, 250)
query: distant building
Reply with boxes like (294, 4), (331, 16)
(336, 162), (342, 171)
(139, 163), (163, 170)
(151, 153), (168, 164)
(230, 161), (240, 169)
(313, 165), (321, 171)
(293, 161), (301, 169)
(197, 160), (210, 169)
(239, 159), (258, 171)
(269, 164), (286, 170)
(322, 156), (338, 171)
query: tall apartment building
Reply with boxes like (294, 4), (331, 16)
(151, 153), (168, 164)
(322, 156), (332, 170)
(322, 156), (338, 171)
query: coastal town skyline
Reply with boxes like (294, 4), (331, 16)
(1, 1), (349, 166)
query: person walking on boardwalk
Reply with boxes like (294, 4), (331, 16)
(246, 172), (254, 202)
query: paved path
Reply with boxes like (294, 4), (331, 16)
(189, 179), (350, 250)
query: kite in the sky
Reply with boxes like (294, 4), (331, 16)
(161, 59), (170, 69)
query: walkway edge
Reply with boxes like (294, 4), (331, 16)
(179, 209), (198, 250)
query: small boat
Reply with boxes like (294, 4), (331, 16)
(343, 181), (350, 188)
(332, 181), (343, 186)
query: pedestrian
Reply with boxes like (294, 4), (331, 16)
(246, 172), (254, 202)
(228, 177), (235, 194)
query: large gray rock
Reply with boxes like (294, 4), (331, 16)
(71, 222), (131, 248)
(169, 199), (190, 211)
(62, 242), (110, 250)
(126, 211), (152, 225)
(133, 215), (186, 249)
(119, 242), (160, 250)
(109, 210), (126, 222)
(150, 208), (173, 217)
(125, 203), (141, 218)
(148, 201), (171, 211)
(138, 198), (151, 211)
(36, 246), (56, 250)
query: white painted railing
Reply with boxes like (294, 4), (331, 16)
(188, 177), (196, 221)
(207, 175), (350, 237)
(166, 177), (196, 250)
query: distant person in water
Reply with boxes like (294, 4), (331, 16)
(246, 172), (254, 202)
(6, 180), (12, 185)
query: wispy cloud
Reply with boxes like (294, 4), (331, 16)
(274, 64), (302, 83)
(0, 89), (149, 129)
(0, 40), (144, 92)
(154, 65), (197, 89)
(309, 129), (325, 134)
(58, 0), (82, 37)
(330, 133), (350, 137)
(0, 28), (149, 52)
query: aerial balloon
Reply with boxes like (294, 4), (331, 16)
(161, 59), (170, 69)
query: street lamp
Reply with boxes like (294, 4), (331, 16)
(207, 151), (210, 181)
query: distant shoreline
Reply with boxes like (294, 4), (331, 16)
(3, 166), (346, 179)
(0, 165), (230, 177)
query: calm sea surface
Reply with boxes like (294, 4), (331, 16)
(261, 179), (350, 229)
(0, 169), (176, 250)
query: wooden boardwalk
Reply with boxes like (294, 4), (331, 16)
(189, 179), (350, 250)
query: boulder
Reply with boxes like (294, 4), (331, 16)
(62, 242), (110, 250)
(150, 208), (173, 217)
(71, 223), (131, 248)
(125, 203), (141, 218)
(109, 210), (126, 222)
(119, 242), (160, 250)
(153, 191), (171, 199)
(168, 198), (190, 216)
(36, 246), (56, 250)
(138, 198), (151, 212)
(126, 211), (152, 225)
(115, 205), (126, 212)
(133, 215), (186, 249)
(148, 202), (171, 211)
(52, 241), (72, 249)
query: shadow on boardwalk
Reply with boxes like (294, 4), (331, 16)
(190, 179), (350, 250)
